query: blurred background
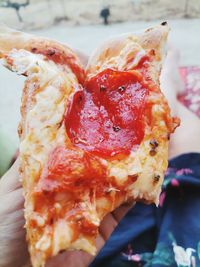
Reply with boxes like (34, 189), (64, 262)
(0, 0), (200, 175)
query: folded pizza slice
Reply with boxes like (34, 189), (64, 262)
(0, 23), (179, 267)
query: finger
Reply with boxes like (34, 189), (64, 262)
(46, 234), (106, 267)
(0, 188), (24, 215)
(112, 202), (135, 222)
(46, 203), (135, 267)
(46, 249), (93, 267)
(96, 233), (105, 251)
(0, 158), (21, 195)
(0, 188), (27, 267)
(0, 209), (25, 238)
(99, 201), (135, 242)
(99, 213), (118, 241)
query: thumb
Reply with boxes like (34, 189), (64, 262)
(0, 158), (21, 195)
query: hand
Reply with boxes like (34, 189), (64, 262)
(47, 202), (132, 267)
(0, 50), (132, 267)
(0, 159), (29, 267)
(0, 159), (132, 267)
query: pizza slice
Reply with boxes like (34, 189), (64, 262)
(0, 23), (179, 267)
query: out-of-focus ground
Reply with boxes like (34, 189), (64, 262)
(0, 0), (200, 29)
(0, 18), (200, 152)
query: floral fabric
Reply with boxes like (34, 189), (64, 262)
(178, 66), (200, 118)
(90, 153), (200, 267)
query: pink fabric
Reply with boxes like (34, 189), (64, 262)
(178, 66), (200, 118)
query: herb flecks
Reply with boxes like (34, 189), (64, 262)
(113, 126), (121, 132)
(118, 85), (126, 92)
(100, 85), (106, 92)
(150, 139), (158, 148)
(149, 139), (158, 156)
(153, 174), (160, 184)
(149, 149), (157, 156)
(47, 49), (56, 56)
(31, 47), (37, 53)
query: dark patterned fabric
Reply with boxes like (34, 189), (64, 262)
(91, 153), (200, 267)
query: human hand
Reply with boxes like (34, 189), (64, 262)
(0, 159), (132, 267)
(0, 159), (29, 267)
(0, 50), (133, 267)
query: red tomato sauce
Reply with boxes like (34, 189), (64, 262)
(30, 44), (85, 84)
(35, 146), (108, 194)
(33, 147), (117, 237)
(32, 56), (157, 238)
(65, 68), (149, 157)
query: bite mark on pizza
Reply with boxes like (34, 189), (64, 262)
(0, 23), (179, 267)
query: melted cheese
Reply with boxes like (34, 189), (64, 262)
(0, 24), (173, 267)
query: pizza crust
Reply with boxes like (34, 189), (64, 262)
(0, 23), (179, 267)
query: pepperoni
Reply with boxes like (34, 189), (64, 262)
(65, 68), (149, 158)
